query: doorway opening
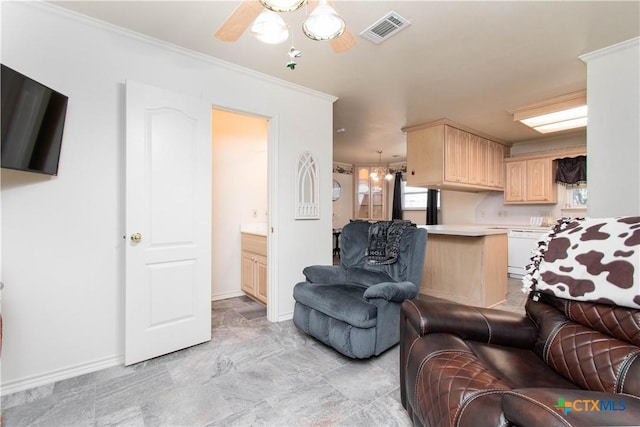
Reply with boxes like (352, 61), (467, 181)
(211, 108), (269, 307)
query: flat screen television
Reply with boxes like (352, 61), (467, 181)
(1, 64), (68, 176)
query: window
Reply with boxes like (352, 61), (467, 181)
(565, 184), (588, 207)
(402, 182), (439, 210)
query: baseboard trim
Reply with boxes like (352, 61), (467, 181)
(1, 354), (123, 396)
(212, 290), (245, 301)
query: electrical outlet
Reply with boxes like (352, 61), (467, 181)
(252, 209), (258, 218)
(480, 210), (485, 218)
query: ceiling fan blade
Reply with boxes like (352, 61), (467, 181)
(214, 0), (264, 42)
(327, 0), (356, 53)
(307, 0), (356, 53)
(331, 28), (355, 53)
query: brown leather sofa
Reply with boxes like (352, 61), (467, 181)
(400, 216), (640, 427)
(400, 294), (640, 426)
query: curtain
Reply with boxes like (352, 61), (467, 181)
(426, 189), (438, 225)
(556, 156), (587, 186)
(392, 172), (403, 220)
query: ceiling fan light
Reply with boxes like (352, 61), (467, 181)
(251, 10), (289, 44)
(259, 0), (305, 13)
(303, 2), (345, 41)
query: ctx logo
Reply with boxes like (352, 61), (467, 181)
(554, 397), (626, 415)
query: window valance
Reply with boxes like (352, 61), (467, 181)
(556, 155), (586, 186)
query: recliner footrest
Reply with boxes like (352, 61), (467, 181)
(293, 281), (377, 328)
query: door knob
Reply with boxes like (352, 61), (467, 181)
(131, 232), (142, 243)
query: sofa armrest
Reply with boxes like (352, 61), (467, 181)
(503, 388), (640, 427)
(401, 298), (537, 348)
(363, 281), (418, 302)
(302, 265), (346, 284)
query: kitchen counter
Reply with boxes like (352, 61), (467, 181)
(420, 224), (552, 236)
(420, 225), (508, 236)
(479, 223), (553, 232)
(419, 226), (507, 308)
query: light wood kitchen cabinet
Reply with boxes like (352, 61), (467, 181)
(468, 135), (488, 186)
(444, 126), (469, 184)
(488, 140), (505, 188)
(526, 158), (556, 202)
(404, 119), (507, 192)
(504, 161), (526, 202)
(241, 232), (267, 304)
(504, 157), (556, 204)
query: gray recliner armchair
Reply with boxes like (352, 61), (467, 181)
(293, 220), (428, 358)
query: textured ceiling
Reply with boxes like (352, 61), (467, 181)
(51, 1), (640, 164)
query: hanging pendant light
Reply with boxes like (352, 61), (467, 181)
(251, 10), (290, 44)
(370, 151), (394, 182)
(260, 0), (306, 13)
(303, 0), (345, 41)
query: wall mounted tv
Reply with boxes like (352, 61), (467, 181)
(1, 64), (68, 176)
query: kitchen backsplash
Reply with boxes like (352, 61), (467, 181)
(474, 190), (572, 226)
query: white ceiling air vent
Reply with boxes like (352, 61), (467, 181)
(359, 11), (411, 44)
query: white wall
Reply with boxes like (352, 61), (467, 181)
(1, 2), (334, 393)
(212, 110), (268, 300)
(581, 37), (640, 217)
(331, 171), (352, 229)
(509, 131), (586, 156)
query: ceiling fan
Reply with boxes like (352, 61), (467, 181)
(214, 0), (356, 54)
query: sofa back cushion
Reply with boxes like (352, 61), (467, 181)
(528, 296), (640, 396)
(541, 293), (640, 346)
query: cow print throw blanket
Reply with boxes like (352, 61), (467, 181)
(522, 216), (640, 309)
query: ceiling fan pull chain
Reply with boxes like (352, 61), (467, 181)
(286, 27), (302, 70)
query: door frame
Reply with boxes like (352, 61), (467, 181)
(210, 103), (279, 321)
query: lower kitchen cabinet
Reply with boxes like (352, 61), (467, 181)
(241, 232), (267, 305)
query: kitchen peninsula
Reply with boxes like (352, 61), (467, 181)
(418, 225), (508, 307)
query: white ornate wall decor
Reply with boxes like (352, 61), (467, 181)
(295, 151), (320, 219)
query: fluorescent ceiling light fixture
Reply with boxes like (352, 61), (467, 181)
(511, 90), (587, 134)
(259, 0), (305, 12)
(521, 105), (588, 128)
(534, 116), (588, 134)
(251, 10), (289, 44)
(303, 0), (345, 41)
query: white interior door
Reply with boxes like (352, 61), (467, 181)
(125, 81), (211, 365)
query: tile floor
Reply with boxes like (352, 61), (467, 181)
(1, 278), (526, 427)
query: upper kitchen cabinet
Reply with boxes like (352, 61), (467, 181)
(487, 140), (506, 188)
(468, 134), (488, 186)
(503, 147), (587, 205)
(444, 126), (469, 184)
(404, 119), (509, 192)
(504, 157), (556, 204)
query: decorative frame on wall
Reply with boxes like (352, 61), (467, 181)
(295, 151), (320, 219)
